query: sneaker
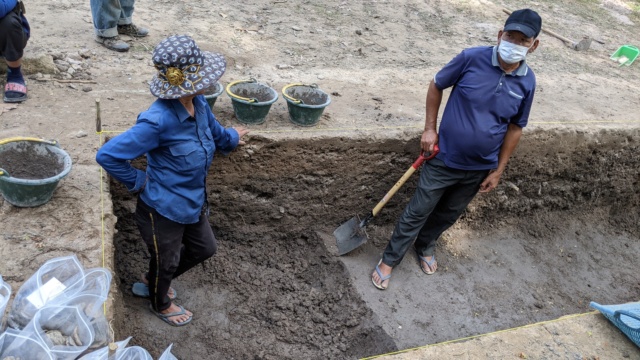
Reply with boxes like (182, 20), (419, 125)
(95, 35), (130, 52)
(117, 23), (149, 37)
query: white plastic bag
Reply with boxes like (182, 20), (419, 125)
(0, 275), (11, 326)
(8, 255), (113, 331)
(0, 327), (54, 360)
(158, 344), (178, 360)
(78, 336), (132, 360)
(7, 255), (86, 329)
(116, 346), (153, 360)
(23, 305), (95, 360)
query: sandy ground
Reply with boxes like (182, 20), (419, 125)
(1, 0), (640, 359)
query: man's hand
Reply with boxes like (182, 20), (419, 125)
(479, 170), (501, 193)
(234, 127), (250, 145)
(421, 129), (438, 153)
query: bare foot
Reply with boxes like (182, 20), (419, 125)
(418, 255), (437, 275)
(161, 302), (193, 325)
(371, 261), (392, 290)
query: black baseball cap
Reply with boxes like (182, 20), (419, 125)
(504, 9), (542, 39)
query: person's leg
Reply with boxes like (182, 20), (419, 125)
(134, 198), (192, 325)
(414, 168), (490, 272)
(1, 11), (28, 102)
(172, 212), (217, 279)
(90, 0), (130, 51)
(116, 0), (148, 37)
(372, 158), (458, 288)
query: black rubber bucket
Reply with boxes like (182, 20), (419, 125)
(0, 138), (72, 207)
(282, 84), (331, 127)
(203, 81), (224, 110)
(226, 79), (278, 125)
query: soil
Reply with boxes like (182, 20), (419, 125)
(0, 144), (63, 179)
(1, 0), (640, 359)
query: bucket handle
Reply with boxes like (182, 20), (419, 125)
(226, 79), (258, 103)
(0, 167), (10, 178)
(282, 83), (318, 104)
(0, 137), (58, 146)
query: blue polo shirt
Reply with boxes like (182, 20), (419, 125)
(433, 46), (535, 170)
(96, 95), (239, 224)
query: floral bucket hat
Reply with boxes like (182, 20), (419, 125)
(150, 35), (226, 99)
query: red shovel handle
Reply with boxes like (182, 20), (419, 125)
(412, 144), (440, 169)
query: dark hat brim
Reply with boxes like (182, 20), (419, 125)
(503, 23), (537, 38)
(150, 51), (227, 99)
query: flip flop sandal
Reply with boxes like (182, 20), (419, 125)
(148, 303), (192, 327)
(3, 82), (28, 103)
(371, 259), (391, 290)
(132, 282), (177, 300)
(417, 254), (437, 275)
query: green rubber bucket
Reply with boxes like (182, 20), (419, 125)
(0, 138), (72, 207)
(203, 81), (224, 110)
(282, 83), (331, 127)
(226, 79), (278, 125)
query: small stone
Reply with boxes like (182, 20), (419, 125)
(279, 206), (285, 214)
(355, 29), (362, 35)
(68, 84), (78, 90)
(76, 130), (88, 138)
(291, 26), (302, 31)
(67, 67), (76, 75)
(277, 64), (293, 69)
(82, 86), (93, 92)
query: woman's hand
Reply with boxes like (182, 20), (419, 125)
(234, 127), (250, 145)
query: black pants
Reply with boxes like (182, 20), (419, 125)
(382, 158), (489, 267)
(0, 8), (27, 62)
(135, 198), (217, 311)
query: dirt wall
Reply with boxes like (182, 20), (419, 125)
(110, 127), (640, 358)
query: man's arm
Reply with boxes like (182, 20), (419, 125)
(479, 123), (522, 193)
(421, 79), (443, 153)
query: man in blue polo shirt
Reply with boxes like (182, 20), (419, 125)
(372, 9), (541, 290)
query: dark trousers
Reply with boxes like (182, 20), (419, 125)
(382, 158), (489, 267)
(135, 198), (217, 311)
(0, 9), (27, 61)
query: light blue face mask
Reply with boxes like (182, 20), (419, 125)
(498, 40), (531, 64)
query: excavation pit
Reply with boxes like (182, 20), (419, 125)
(107, 128), (639, 359)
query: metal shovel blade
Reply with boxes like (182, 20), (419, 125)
(334, 216), (368, 256)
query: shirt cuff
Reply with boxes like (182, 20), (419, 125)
(128, 169), (147, 193)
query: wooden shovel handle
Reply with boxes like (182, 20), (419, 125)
(371, 145), (440, 217)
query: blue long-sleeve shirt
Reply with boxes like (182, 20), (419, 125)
(96, 95), (239, 224)
(0, 0), (17, 18)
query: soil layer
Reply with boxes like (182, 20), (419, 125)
(111, 129), (639, 359)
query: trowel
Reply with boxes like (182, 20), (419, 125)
(334, 145), (439, 256)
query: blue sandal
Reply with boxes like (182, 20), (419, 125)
(371, 259), (391, 290)
(148, 303), (192, 327)
(132, 282), (177, 300)
(418, 254), (437, 275)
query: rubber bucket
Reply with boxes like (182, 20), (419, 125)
(203, 81), (224, 110)
(282, 83), (331, 127)
(0, 137), (72, 207)
(226, 79), (278, 125)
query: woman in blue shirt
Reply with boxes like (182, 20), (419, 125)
(97, 35), (249, 326)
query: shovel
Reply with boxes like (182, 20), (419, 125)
(334, 145), (440, 256)
(502, 8), (594, 51)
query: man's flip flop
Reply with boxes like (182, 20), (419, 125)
(371, 259), (391, 290)
(148, 303), (192, 327)
(418, 254), (437, 275)
(132, 282), (177, 300)
(3, 82), (28, 103)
